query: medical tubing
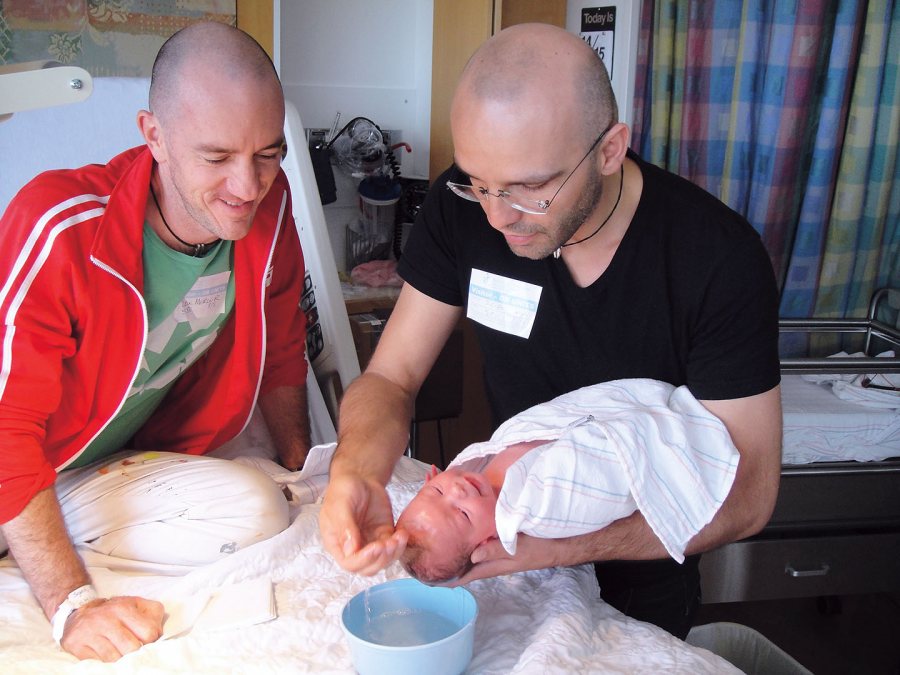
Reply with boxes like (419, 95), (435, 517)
(385, 143), (402, 181)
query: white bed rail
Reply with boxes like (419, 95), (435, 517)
(281, 101), (361, 426)
(0, 60), (92, 121)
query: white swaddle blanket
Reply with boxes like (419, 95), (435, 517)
(450, 379), (740, 563)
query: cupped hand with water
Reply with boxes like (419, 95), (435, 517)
(319, 472), (408, 576)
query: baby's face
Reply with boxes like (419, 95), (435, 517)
(397, 468), (498, 556)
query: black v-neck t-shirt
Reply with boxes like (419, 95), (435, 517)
(399, 151), (780, 428)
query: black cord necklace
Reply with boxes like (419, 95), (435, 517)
(552, 164), (624, 260)
(149, 184), (219, 257)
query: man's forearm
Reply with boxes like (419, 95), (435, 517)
(542, 512), (666, 566)
(462, 501), (758, 585)
(258, 384), (311, 470)
(331, 371), (414, 486)
(1, 487), (90, 618)
(582, 388), (784, 564)
(540, 472), (774, 568)
(464, 389), (785, 585)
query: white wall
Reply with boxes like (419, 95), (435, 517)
(276, 0), (433, 181)
(276, 0), (433, 273)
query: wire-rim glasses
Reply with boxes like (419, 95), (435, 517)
(445, 125), (612, 215)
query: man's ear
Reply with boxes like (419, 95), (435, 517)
(598, 122), (630, 177)
(137, 109), (166, 163)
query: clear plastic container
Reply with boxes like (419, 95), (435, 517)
(347, 176), (402, 269)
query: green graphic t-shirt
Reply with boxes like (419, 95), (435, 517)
(69, 225), (235, 469)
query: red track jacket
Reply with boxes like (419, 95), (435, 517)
(0, 146), (308, 522)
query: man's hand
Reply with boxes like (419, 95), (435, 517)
(450, 533), (567, 585)
(2, 488), (165, 662)
(317, 287), (461, 572)
(451, 510), (689, 586)
(60, 596), (164, 662)
(319, 473), (407, 576)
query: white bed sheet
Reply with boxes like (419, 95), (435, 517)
(0, 452), (737, 674)
(781, 374), (900, 464)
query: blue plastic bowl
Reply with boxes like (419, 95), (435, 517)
(341, 578), (478, 675)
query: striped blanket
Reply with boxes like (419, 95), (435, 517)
(451, 379), (740, 562)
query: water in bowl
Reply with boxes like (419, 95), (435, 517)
(363, 608), (461, 647)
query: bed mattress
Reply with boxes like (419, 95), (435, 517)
(781, 374), (900, 464)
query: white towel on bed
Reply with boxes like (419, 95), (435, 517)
(801, 351), (899, 410)
(450, 379), (740, 563)
(781, 374), (900, 464)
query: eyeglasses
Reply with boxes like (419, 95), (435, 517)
(445, 126), (611, 215)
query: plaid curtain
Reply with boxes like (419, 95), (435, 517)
(632, 0), (899, 337)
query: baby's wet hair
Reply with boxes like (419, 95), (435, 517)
(401, 532), (475, 584)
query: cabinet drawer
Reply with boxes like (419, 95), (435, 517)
(770, 464), (900, 530)
(700, 532), (900, 604)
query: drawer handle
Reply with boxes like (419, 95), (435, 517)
(785, 563), (830, 578)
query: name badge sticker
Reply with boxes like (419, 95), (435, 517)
(174, 271), (231, 322)
(467, 269), (542, 339)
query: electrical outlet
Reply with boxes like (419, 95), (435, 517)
(306, 128), (331, 147)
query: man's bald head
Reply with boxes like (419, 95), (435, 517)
(149, 22), (282, 123)
(454, 23), (617, 143)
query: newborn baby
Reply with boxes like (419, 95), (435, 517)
(396, 379), (741, 583)
(397, 439), (550, 582)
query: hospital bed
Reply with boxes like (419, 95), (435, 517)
(701, 288), (900, 603)
(0, 73), (740, 673)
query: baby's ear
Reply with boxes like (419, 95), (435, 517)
(425, 464), (441, 481)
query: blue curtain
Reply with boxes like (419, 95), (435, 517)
(632, 0), (899, 350)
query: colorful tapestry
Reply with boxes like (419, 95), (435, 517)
(633, 0), (899, 352)
(0, 0), (235, 76)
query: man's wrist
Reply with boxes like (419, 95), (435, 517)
(330, 447), (396, 488)
(51, 584), (99, 645)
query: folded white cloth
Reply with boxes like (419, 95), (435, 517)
(801, 351), (899, 410)
(451, 379), (740, 563)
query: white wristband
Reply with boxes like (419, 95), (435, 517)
(51, 584), (99, 645)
